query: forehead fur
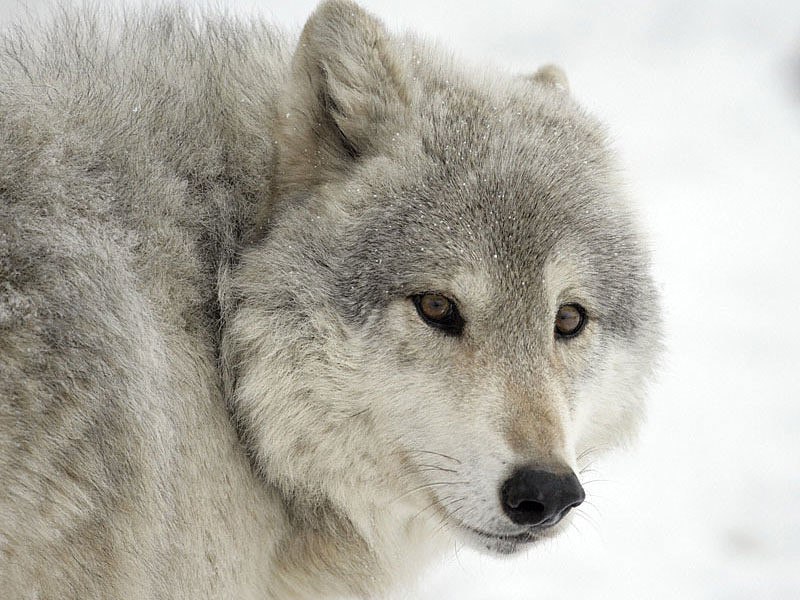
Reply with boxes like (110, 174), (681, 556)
(325, 53), (655, 336)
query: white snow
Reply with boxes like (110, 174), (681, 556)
(3, 1), (798, 597)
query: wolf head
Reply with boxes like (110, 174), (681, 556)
(225, 0), (660, 560)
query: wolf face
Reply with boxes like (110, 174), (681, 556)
(225, 0), (660, 560)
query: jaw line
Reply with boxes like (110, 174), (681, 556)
(447, 518), (540, 554)
(446, 512), (574, 555)
(425, 495), (566, 554)
(464, 524), (534, 543)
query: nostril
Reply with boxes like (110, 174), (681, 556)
(500, 467), (584, 527)
(513, 500), (545, 518)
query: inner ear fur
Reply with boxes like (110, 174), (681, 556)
(275, 0), (411, 195)
(527, 64), (570, 92)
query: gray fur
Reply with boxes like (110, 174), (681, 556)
(0, 2), (661, 598)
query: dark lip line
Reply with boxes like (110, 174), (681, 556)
(456, 521), (536, 543)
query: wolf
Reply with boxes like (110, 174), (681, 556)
(0, 1), (661, 598)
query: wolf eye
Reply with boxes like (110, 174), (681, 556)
(411, 293), (464, 336)
(555, 303), (586, 338)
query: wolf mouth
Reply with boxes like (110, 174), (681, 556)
(451, 519), (540, 547)
(465, 525), (536, 543)
(455, 523), (541, 555)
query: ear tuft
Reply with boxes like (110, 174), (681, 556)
(527, 64), (570, 92)
(276, 0), (410, 194)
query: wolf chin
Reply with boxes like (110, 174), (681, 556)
(0, 1), (661, 598)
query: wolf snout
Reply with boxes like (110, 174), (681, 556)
(500, 468), (585, 527)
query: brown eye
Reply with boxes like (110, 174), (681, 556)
(555, 303), (586, 338)
(412, 293), (464, 336)
(420, 294), (451, 320)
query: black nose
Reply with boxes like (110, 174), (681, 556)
(500, 468), (585, 527)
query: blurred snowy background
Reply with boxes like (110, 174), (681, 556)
(2, 1), (798, 598)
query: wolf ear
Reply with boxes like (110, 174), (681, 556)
(275, 0), (410, 195)
(526, 64), (570, 92)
